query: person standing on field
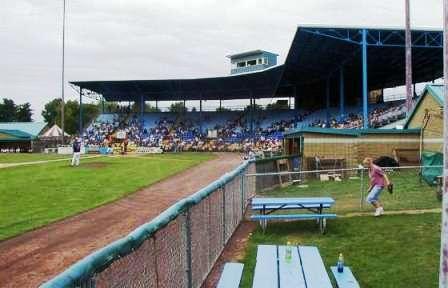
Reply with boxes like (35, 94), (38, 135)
(362, 157), (392, 217)
(71, 137), (82, 167)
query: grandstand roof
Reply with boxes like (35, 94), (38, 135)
(71, 26), (443, 105)
(71, 65), (283, 101)
(283, 127), (421, 138)
(0, 122), (46, 137)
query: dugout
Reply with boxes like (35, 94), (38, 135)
(0, 122), (46, 152)
(284, 127), (421, 170)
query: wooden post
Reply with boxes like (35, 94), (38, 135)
(440, 1), (448, 286)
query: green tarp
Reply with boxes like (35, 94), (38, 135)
(421, 151), (443, 185)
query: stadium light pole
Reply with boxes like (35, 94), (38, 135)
(405, 0), (413, 113)
(440, 1), (448, 286)
(61, 0), (66, 144)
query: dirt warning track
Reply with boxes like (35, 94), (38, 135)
(0, 153), (242, 288)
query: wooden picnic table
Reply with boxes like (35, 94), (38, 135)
(252, 245), (333, 288)
(251, 197), (336, 233)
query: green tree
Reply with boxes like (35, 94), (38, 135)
(42, 98), (99, 135)
(266, 101), (289, 110)
(42, 98), (62, 126)
(244, 103), (264, 111)
(169, 102), (187, 113)
(146, 104), (161, 112)
(129, 102), (161, 113)
(16, 103), (33, 122)
(0, 98), (17, 122)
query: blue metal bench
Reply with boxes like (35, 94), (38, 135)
(251, 197), (336, 233)
(331, 266), (360, 288)
(217, 262), (244, 288)
(252, 245), (332, 288)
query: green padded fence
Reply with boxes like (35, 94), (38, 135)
(41, 160), (255, 288)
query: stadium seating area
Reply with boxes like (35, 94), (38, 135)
(310, 101), (406, 129)
(83, 101), (406, 152)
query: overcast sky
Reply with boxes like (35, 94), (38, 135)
(0, 0), (444, 121)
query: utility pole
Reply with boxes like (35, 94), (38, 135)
(405, 0), (413, 113)
(439, 1), (448, 287)
(61, 0), (66, 144)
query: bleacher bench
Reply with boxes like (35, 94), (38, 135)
(330, 266), (360, 288)
(217, 262), (244, 288)
(251, 214), (336, 234)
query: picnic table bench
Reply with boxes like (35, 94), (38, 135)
(251, 197), (336, 233)
(217, 263), (244, 288)
(252, 245), (333, 288)
(330, 266), (360, 288)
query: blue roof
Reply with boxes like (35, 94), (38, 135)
(0, 122), (46, 137)
(427, 84), (444, 105)
(284, 127), (420, 138)
(0, 129), (34, 141)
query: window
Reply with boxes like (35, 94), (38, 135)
(258, 58), (262, 64)
(247, 60), (257, 66)
(263, 57), (268, 65)
(237, 62), (246, 67)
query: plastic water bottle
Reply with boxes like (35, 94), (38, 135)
(337, 253), (344, 273)
(285, 242), (292, 263)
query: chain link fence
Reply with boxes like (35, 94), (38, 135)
(41, 161), (255, 288)
(249, 165), (442, 214)
(40, 156), (439, 288)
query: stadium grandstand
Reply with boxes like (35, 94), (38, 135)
(70, 26), (443, 153)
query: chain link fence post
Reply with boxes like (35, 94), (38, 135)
(240, 172), (245, 218)
(221, 185), (226, 247)
(182, 210), (192, 288)
(360, 168), (365, 210)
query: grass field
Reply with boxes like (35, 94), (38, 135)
(0, 152), (213, 240)
(260, 169), (441, 213)
(240, 212), (440, 288)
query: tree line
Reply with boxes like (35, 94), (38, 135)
(0, 98), (33, 122)
(0, 97), (100, 136)
(42, 98), (99, 136)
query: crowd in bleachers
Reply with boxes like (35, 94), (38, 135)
(369, 103), (407, 128)
(311, 102), (406, 129)
(84, 114), (119, 146)
(83, 101), (405, 153)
